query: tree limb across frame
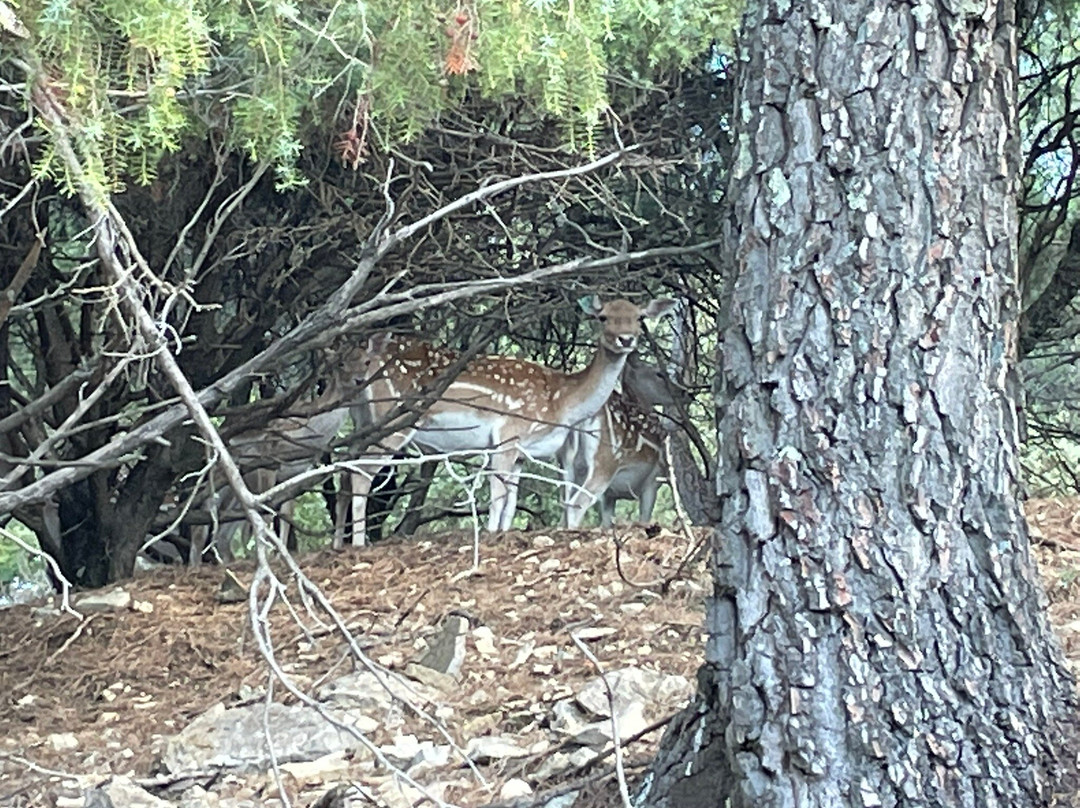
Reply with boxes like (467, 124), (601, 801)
(0, 70), (720, 517)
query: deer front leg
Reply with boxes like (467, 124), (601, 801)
(344, 430), (415, 548)
(345, 468), (378, 548)
(332, 471), (350, 549)
(487, 448), (522, 532)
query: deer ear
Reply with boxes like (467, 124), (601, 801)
(578, 295), (603, 315)
(365, 332), (394, 354)
(643, 298), (677, 319)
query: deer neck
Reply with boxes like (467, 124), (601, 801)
(561, 345), (630, 426)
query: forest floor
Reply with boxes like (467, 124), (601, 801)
(1, 501), (1080, 807)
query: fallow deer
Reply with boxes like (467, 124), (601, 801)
(560, 354), (683, 528)
(187, 349), (363, 563)
(341, 296), (676, 546)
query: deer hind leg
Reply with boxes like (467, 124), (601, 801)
(279, 495), (297, 551)
(189, 524), (207, 566)
(565, 473), (611, 529)
(599, 491), (617, 528)
(487, 448), (522, 532)
(637, 470), (661, 524)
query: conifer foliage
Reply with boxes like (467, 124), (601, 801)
(5, 0), (736, 189)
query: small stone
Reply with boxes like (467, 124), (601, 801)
(217, 574), (246, 604)
(179, 785), (221, 808)
(533, 752), (573, 781)
(543, 792), (581, 808)
(380, 734), (423, 767)
(48, 732), (79, 752)
(416, 615), (468, 677)
(472, 626), (498, 657)
(75, 588), (131, 613)
(499, 778), (533, 799)
(573, 627), (617, 641)
(568, 747), (598, 767)
(279, 751), (351, 783)
(465, 736), (530, 762)
(403, 662), (457, 691)
(132, 600), (154, 614)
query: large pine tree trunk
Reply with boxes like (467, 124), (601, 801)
(642, 0), (1078, 805)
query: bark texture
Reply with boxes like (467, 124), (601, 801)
(642, 0), (1078, 806)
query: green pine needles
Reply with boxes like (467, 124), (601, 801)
(6, 0), (739, 190)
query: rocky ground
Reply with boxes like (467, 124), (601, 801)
(2, 501), (1080, 808)
(0, 524), (709, 808)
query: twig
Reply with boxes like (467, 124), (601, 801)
(0, 751), (81, 779)
(568, 631), (633, 808)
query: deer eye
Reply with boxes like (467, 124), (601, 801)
(597, 315), (608, 322)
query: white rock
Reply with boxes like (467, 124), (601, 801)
(532, 751), (573, 781)
(472, 626), (498, 657)
(465, 736), (530, 762)
(279, 750), (352, 783)
(500, 778), (533, 799)
(179, 785), (220, 808)
(377, 778), (446, 808)
(75, 588), (131, 613)
(161, 702), (375, 773)
(568, 747), (598, 767)
(403, 662), (457, 691)
(572, 701), (650, 748)
(549, 700), (589, 737)
(542, 792), (581, 808)
(380, 734), (423, 767)
(572, 626), (617, 641)
(99, 776), (174, 808)
(48, 732), (79, 752)
(318, 670), (442, 712)
(576, 667), (692, 720)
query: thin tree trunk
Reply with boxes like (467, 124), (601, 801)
(643, 0), (1078, 805)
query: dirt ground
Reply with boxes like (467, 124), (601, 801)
(0, 525), (710, 807)
(2, 501), (1080, 807)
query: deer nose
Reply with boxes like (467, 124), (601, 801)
(616, 335), (636, 349)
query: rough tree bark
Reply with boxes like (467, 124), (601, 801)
(641, 0), (1078, 805)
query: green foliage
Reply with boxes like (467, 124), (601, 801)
(8, 0), (738, 190)
(0, 524), (42, 586)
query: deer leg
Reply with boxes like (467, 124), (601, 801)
(333, 472), (351, 549)
(500, 458), (524, 531)
(189, 524), (207, 566)
(487, 449), (521, 532)
(566, 476), (609, 529)
(280, 495), (297, 551)
(637, 472), (660, 524)
(344, 430), (417, 548)
(347, 468), (377, 548)
(599, 492), (617, 528)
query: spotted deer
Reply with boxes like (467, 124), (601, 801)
(187, 349), (363, 564)
(340, 296), (676, 546)
(560, 353), (683, 528)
